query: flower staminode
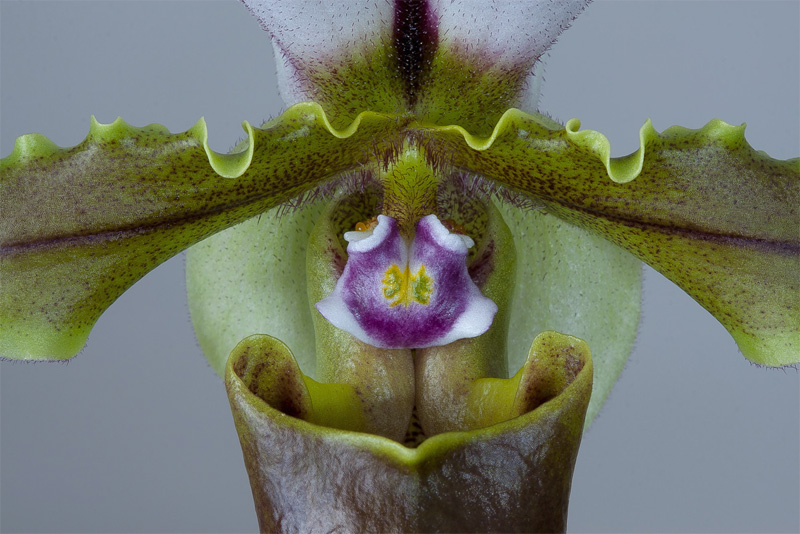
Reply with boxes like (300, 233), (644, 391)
(316, 213), (497, 349)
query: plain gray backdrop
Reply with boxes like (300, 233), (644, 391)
(1, 1), (798, 532)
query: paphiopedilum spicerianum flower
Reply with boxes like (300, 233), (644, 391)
(0, 0), (798, 532)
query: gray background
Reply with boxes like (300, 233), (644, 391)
(1, 1), (798, 532)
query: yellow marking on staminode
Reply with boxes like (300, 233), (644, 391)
(383, 265), (433, 307)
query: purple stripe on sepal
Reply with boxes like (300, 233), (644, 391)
(393, 0), (438, 105)
(316, 214), (497, 349)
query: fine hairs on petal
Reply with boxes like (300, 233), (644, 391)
(450, 173), (546, 212)
(431, 0), (591, 67)
(275, 169), (381, 218)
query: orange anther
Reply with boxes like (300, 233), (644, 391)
(443, 218), (466, 235)
(355, 216), (378, 232)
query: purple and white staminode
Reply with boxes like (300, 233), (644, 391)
(316, 214), (497, 348)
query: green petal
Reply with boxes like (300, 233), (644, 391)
(0, 104), (402, 360)
(499, 204), (641, 428)
(436, 110), (799, 366)
(226, 330), (592, 533)
(186, 203), (323, 377)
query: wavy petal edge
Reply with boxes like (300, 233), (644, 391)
(1, 103), (411, 180)
(7, 103), (793, 185)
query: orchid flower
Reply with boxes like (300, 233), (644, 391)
(1, 1), (800, 534)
